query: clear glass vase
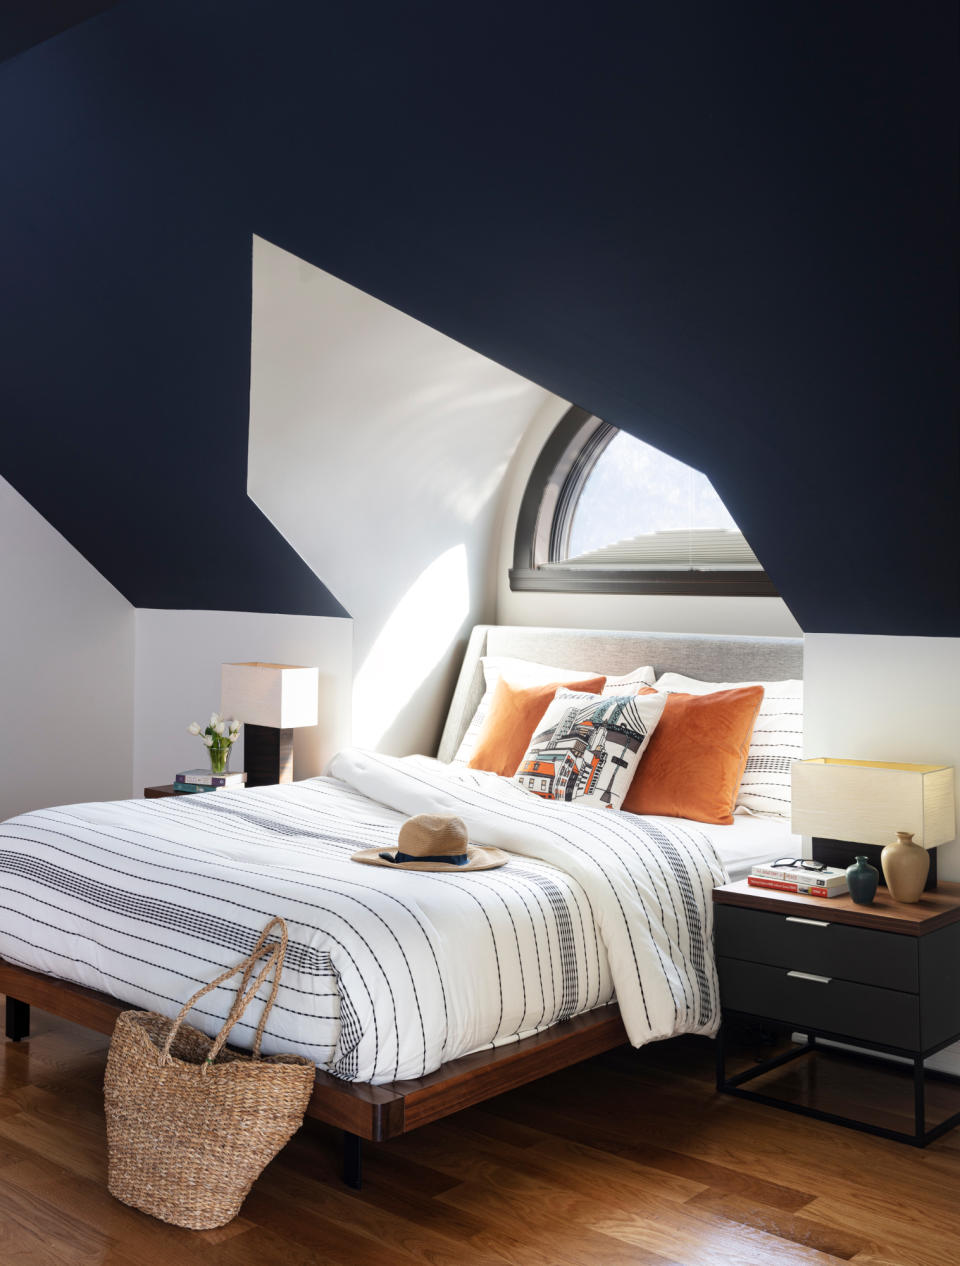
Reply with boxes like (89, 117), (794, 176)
(208, 742), (230, 775)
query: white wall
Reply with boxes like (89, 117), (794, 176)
(0, 477), (351, 814)
(247, 235), (556, 756)
(804, 634), (960, 880)
(133, 609), (352, 793)
(494, 394), (803, 637)
(0, 475), (135, 818)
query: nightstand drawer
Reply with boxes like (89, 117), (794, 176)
(715, 904), (918, 992)
(718, 958), (920, 1050)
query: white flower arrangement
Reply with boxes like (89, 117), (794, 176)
(187, 712), (241, 773)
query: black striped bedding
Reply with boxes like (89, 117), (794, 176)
(0, 750), (726, 1084)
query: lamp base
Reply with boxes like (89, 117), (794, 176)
(244, 725), (295, 787)
(811, 837), (939, 891)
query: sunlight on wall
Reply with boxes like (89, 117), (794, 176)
(352, 544), (470, 749)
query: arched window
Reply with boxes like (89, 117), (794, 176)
(510, 406), (777, 596)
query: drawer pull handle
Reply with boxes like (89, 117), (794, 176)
(787, 970), (832, 984)
(785, 917), (830, 928)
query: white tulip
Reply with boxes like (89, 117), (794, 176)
(202, 734), (214, 747)
(187, 722), (201, 735)
(215, 721), (226, 736)
(228, 719), (240, 734)
(209, 712), (221, 729)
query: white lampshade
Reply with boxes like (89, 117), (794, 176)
(791, 758), (956, 850)
(220, 662), (319, 729)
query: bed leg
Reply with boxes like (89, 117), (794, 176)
(342, 1131), (362, 1189)
(5, 998), (29, 1042)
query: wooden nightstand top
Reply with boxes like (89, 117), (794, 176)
(713, 878), (960, 936)
(143, 784), (193, 799)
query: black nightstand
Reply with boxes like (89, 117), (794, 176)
(714, 878), (960, 1146)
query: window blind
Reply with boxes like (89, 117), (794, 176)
(549, 527), (763, 572)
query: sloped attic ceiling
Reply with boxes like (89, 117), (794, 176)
(247, 236), (556, 657)
(0, 1), (955, 633)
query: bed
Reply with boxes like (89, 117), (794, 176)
(0, 624), (802, 1185)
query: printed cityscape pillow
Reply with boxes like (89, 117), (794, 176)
(467, 673), (607, 777)
(623, 686), (765, 825)
(653, 673), (803, 817)
(514, 689), (667, 810)
(452, 656), (651, 765)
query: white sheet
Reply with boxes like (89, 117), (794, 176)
(687, 814), (801, 881)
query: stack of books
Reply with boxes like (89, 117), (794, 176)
(173, 769), (247, 794)
(748, 861), (849, 898)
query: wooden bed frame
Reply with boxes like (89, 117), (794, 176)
(0, 958), (626, 1187)
(2, 627), (802, 1187)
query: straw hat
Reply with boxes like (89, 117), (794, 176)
(352, 813), (508, 872)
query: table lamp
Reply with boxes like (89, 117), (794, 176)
(220, 662), (320, 787)
(791, 758), (956, 891)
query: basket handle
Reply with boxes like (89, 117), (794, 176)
(158, 916), (289, 1068)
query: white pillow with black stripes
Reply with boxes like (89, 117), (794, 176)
(452, 657), (655, 766)
(654, 672), (803, 818)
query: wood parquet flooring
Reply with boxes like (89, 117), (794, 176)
(1, 1001), (959, 1265)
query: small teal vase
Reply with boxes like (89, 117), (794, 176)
(846, 855), (879, 906)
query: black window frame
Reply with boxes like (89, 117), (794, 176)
(509, 406), (779, 597)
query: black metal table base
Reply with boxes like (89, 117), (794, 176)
(716, 1017), (960, 1147)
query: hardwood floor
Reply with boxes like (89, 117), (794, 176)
(1, 1003), (959, 1265)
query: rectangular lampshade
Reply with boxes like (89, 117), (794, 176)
(791, 758), (956, 850)
(220, 662), (319, 730)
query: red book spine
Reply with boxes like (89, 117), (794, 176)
(747, 876), (830, 897)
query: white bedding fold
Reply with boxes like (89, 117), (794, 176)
(328, 750), (727, 1053)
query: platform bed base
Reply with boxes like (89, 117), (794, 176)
(0, 959), (627, 1188)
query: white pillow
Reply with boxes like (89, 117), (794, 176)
(514, 689), (666, 810)
(452, 657), (654, 765)
(654, 672), (803, 817)
(602, 665), (658, 696)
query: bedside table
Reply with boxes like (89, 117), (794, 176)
(714, 878), (960, 1146)
(143, 784), (194, 799)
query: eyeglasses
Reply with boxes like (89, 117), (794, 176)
(772, 858), (828, 872)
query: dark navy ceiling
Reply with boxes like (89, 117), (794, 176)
(0, 1), (955, 632)
(0, 2), (121, 65)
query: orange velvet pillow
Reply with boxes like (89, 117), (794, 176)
(623, 685), (765, 825)
(468, 674), (607, 777)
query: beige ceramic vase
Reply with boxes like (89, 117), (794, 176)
(880, 831), (929, 903)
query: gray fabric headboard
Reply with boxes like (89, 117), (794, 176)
(436, 624), (803, 762)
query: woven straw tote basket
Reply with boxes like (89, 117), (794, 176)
(104, 917), (315, 1230)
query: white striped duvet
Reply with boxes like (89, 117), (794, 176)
(0, 750), (726, 1084)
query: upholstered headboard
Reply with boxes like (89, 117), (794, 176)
(436, 624), (804, 762)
